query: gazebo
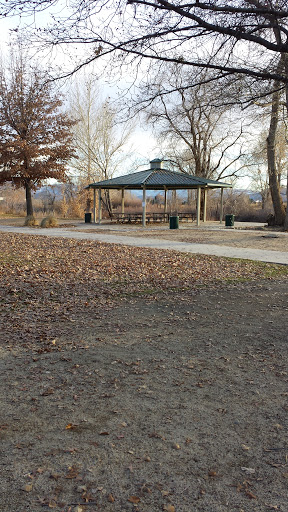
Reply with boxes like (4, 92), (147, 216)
(87, 159), (232, 227)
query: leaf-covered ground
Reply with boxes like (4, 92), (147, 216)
(0, 233), (287, 350)
(0, 233), (287, 512)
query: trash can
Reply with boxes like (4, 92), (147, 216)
(225, 214), (234, 227)
(170, 215), (179, 229)
(85, 212), (92, 223)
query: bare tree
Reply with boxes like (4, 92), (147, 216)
(2, 2), (287, 86)
(69, 74), (135, 215)
(248, 134), (271, 210)
(266, 77), (286, 225)
(69, 76), (101, 186)
(144, 67), (247, 183)
(247, 102), (287, 220)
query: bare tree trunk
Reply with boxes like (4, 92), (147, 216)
(283, 57), (288, 231)
(25, 181), (34, 217)
(285, 171), (288, 231)
(267, 85), (285, 226)
(102, 189), (113, 218)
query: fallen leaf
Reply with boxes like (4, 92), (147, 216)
(49, 473), (61, 480)
(241, 467), (255, 474)
(23, 483), (33, 492)
(128, 496), (140, 503)
(41, 388), (54, 396)
(163, 505), (175, 512)
(108, 494), (115, 503)
(65, 423), (78, 430)
(246, 490), (257, 499)
(65, 466), (79, 479)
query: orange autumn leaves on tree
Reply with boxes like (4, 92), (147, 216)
(0, 51), (77, 216)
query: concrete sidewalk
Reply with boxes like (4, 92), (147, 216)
(1, 224), (287, 265)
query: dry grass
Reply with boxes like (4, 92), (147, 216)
(40, 215), (59, 228)
(24, 215), (39, 227)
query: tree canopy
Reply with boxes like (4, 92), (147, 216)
(2, 1), (288, 90)
(0, 52), (76, 216)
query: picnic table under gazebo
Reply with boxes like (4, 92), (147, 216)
(87, 159), (232, 227)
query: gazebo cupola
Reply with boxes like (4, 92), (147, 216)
(150, 158), (164, 169)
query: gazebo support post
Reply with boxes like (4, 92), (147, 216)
(93, 188), (96, 224)
(142, 187), (146, 227)
(121, 189), (125, 215)
(172, 189), (177, 214)
(164, 188), (167, 216)
(98, 188), (102, 225)
(203, 188), (207, 223)
(220, 188), (224, 224)
(196, 186), (201, 226)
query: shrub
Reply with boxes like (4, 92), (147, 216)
(40, 215), (58, 228)
(24, 215), (39, 227)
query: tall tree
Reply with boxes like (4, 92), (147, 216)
(266, 78), (286, 225)
(0, 51), (76, 216)
(145, 66), (246, 181)
(248, 132), (271, 210)
(246, 96), (287, 219)
(69, 74), (134, 215)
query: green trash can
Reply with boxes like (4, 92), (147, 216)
(85, 212), (92, 223)
(225, 214), (234, 227)
(170, 215), (179, 229)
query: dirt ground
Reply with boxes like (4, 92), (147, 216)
(2, 216), (288, 252)
(0, 231), (288, 512)
(75, 224), (288, 253)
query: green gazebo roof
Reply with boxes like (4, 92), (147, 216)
(88, 161), (232, 191)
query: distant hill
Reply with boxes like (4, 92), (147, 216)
(34, 184), (63, 199)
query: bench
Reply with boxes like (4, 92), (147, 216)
(111, 212), (196, 224)
(112, 213), (143, 223)
(178, 212), (196, 222)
